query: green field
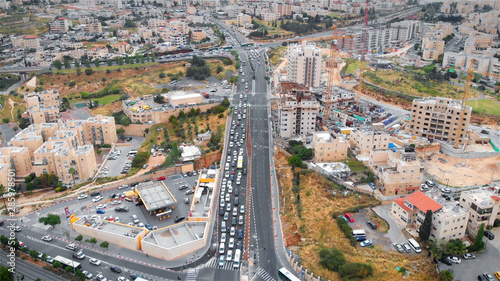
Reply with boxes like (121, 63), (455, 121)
(466, 99), (500, 115)
(94, 94), (122, 105)
(342, 59), (367, 76)
(55, 62), (158, 74)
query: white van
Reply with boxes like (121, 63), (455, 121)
(221, 221), (227, 233)
(225, 163), (230, 171)
(408, 238), (421, 253)
(219, 242), (225, 254)
(352, 229), (366, 237)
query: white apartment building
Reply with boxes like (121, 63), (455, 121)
(459, 187), (500, 234)
(287, 43), (323, 88)
(390, 20), (421, 42)
(237, 13), (252, 27)
(349, 129), (390, 158)
(431, 204), (469, 243)
(277, 82), (320, 138)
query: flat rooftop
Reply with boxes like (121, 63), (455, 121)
(74, 217), (145, 238)
(143, 221), (207, 249)
(136, 182), (177, 211)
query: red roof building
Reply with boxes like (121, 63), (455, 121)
(391, 191), (442, 227)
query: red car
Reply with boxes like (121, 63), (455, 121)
(344, 213), (355, 223)
(245, 89), (248, 93)
(157, 176), (166, 181)
(202, 92), (209, 98)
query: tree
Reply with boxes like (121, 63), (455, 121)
(319, 248), (346, 272)
(419, 210), (433, 241)
(288, 155), (303, 168)
(65, 266), (72, 273)
(151, 52), (156, 62)
(94, 59), (100, 67)
(471, 224), (486, 252)
(159, 72), (166, 79)
(100, 241), (109, 249)
(116, 128), (125, 140)
(153, 94), (165, 104)
(85, 69), (94, 76)
(442, 239), (466, 256)
(2, 118), (9, 124)
(74, 60), (80, 68)
(75, 235), (83, 242)
(68, 167), (77, 186)
(64, 58), (71, 69)
(439, 270), (454, 281)
(52, 260), (62, 269)
(216, 65), (223, 73)
(85, 237), (98, 247)
(0, 266), (13, 281)
(29, 250), (39, 260)
(54, 60), (62, 70)
(38, 214), (61, 229)
(339, 263), (374, 279)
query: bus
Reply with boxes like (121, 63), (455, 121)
(223, 46), (233, 50)
(408, 238), (421, 253)
(241, 43), (255, 47)
(237, 156), (243, 170)
(278, 267), (301, 281)
(233, 249), (241, 269)
(53, 255), (82, 271)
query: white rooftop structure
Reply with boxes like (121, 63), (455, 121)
(180, 145), (202, 162)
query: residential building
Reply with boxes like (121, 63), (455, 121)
(369, 148), (423, 196)
(277, 82), (320, 138)
(49, 17), (72, 33)
(422, 36), (445, 61)
(169, 20), (188, 34)
(390, 20), (421, 42)
(23, 89), (61, 124)
(432, 21), (453, 39)
(55, 145), (97, 183)
(9, 123), (60, 158)
(171, 34), (187, 46)
(83, 21), (102, 35)
(118, 42), (131, 54)
(60, 115), (117, 146)
(349, 129), (390, 158)
(237, 13), (252, 27)
(272, 2), (292, 16)
(23, 36), (40, 49)
(406, 97), (472, 144)
(287, 42), (323, 88)
(0, 164), (9, 190)
(262, 11), (280, 22)
(459, 187), (500, 234)
(312, 132), (347, 162)
(391, 191), (468, 243)
(442, 52), (468, 68)
(191, 29), (206, 42)
(0, 147), (32, 177)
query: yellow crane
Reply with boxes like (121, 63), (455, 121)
(453, 59), (474, 149)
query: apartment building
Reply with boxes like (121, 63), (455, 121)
(169, 20), (188, 34)
(262, 11), (280, 22)
(0, 164), (9, 190)
(442, 52), (468, 68)
(277, 82), (320, 138)
(336, 26), (413, 54)
(83, 21), (102, 35)
(148, 18), (167, 28)
(0, 147), (32, 177)
(23, 35), (40, 49)
(422, 36), (445, 61)
(59, 115), (117, 146)
(459, 187), (500, 234)
(432, 21), (453, 39)
(391, 191), (469, 242)
(287, 43), (323, 88)
(171, 34), (188, 46)
(349, 129), (390, 158)
(55, 145), (97, 183)
(191, 29), (206, 42)
(23, 89), (61, 124)
(118, 42), (131, 54)
(390, 20), (421, 42)
(237, 13), (252, 27)
(9, 123), (60, 158)
(406, 97), (472, 144)
(272, 2), (292, 16)
(49, 17), (72, 33)
(312, 132), (347, 162)
(369, 148), (423, 196)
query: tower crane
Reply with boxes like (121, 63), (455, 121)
(453, 58), (474, 149)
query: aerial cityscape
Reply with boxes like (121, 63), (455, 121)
(0, 0), (498, 280)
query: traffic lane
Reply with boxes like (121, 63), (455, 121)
(0, 250), (68, 281)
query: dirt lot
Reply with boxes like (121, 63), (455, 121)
(275, 151), (437, 281)
(424, 153), (500, 187)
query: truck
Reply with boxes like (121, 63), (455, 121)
(237, 156), (243, 170)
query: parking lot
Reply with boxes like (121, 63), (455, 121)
(99, 136), (145, 178)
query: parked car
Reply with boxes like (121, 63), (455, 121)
(393, 243), (404, 253)
(360, 240), (373, 247)
(344, 213), (355, 222)
(484, 230), (495, 240)
(157, 176), (166, 181)
(478, 273), (494, 281)
(462, 253), (476, 259)
(445, 256), (461, 264)
(174, 216), (185, 223)
(77, 194), (88, 200)
(367, 221), (377, 229)
(402, 243), (411, 253)
(96, 209), (105, 214)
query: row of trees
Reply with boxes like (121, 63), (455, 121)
(54, 52), (156, 70)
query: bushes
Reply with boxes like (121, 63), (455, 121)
(319, 248), (346, 272)
(111, 111), (131, 126)
(84, 68), (94, 76)
(339, 263), (374, 281)
(318, 247), (374, 280)
(131, 151), (149, 168)
(336, 217), (356, 246)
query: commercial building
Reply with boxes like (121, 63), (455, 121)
(276, 82), (320, 138)
(369, 148), (423, 196)
(287, 43), (323, 88)
(169, 93), (204, 107)
(459, 187), (500, 234)
(422, 36), (445, 61)
(406, 97), (472, 144)
(23, 89), (61, 124)
(391, 191), (468, 243)
(135, 182), (177, 216)
(312, 132), (347, 162)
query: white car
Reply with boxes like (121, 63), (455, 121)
(82, 270), (93, 280)
(77, 194), (88, 200)
(236, 179), (241, 185)
(230, 227), (236, 237)
(117, 277), (130, 281)
(41, 235), (52, 242)
(228, 238), (235, 249)
(92, 196), (103, 203)
(118, 185), (129, 190)
(221, 233), (227, 243)
(89, 258), (101, 266)
(441, 187), (452, 193)
(226, 250), (233, 262)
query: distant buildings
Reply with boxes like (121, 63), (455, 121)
(406, 97), (472, 144)
(312, 132), (347, 162)
(23, 89), (61, 124)
(422, 36), (445, 61)
(237, 13), (252, 27)
(22, 36), (40, 50)
(276, 82), (320, 138)
(287, 43), (323, 88)
(49, 17), (72, 33)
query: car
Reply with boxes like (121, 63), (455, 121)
(82, 270), (93, 279)
(238, 215), (244, 225)
(238, 229), (243, 239)
(229, 237), (235, 249)
(360, 240), (373, 247)
(118, 277), (130, 281)
(40, 235), (52, 242)
(230, 227), (236, 237)
(344, 213), (355, 222)
(174, 216), (185, 223)
(221, 233), (227, 243)
(119, 184), (129, 190)
(132, 215), (139, 224)
(96, 274), (107, 281)
(425, 180), (435, 187)
(226, 250), (233, 262)
(90, 191), (101, 196)
(96, 209), (105, 214)
(484, 230), (495, 240)
(138, 222), (145, 228)
(402, 243), (411, 253)
(355, 235), (366, 242)
(89, 258), (101, 266)
(393, 243), (404, 253)
(73, 250), (85, 259)
(226, 204), (231, 212)
(185, 189), (194, 195)
(157, 176), (166, 181)
(445, 256), (461, 264)
(92, 195), (103, 203)
(143, 164), (149, 169)
(77, 194), (88, 200)
(231, 217), (237, 226)
(462, 253), (476, 259)
(110, 266), (122, 273)
(480, 273), (495, 281)
(124, 197), (133, 202)
(46, 256), (54, 264)
(441, 187), (452, 193)
(218, 255), (225, 267)
(367, 221), (377, 229)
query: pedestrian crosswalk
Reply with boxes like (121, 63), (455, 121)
(205, 257), (240, 271)
(256, 267), (276, 281)
(31, 222), (50, 230)
(185, 269), (198, 281)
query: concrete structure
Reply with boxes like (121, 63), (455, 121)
(272, 2), (292, 16)
(83, 21), (102, 35)
(49, 17), (72, 33)
(369, 148), (423, 196)
(169, 93), (204, 107)
(237, 13), (252, 27)
(287, 42), (322, 88)
(23, 89), (61, 124)
(0, 164), (9, 189)
(309, 162), (351, 180)
(276, 82), (320, 138)
(431, 204), (469, 243)
(180, 145), (202, 162)
(23, 36), (40, 50)
(54, 145), (97, 183)
(349, 129), (390, 158)
(0, 147), (32, 177)
(390, 20), (421, 42)
(135, 182), (177, 216)
(459, 186), (500, 234)
(60, 115), (117, 146)
(312, 132), (347, 162)
(191, 29), (206, 42)
(422, 36), (445, 61)
(118, 42), (131, 54)
(406, 97), (472, 145)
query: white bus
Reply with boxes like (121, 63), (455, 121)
(233, 249), (241, 269)
(408, 238), (421, 253)
(278, 267), (301, 281)
(53, 255), (82, 271)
